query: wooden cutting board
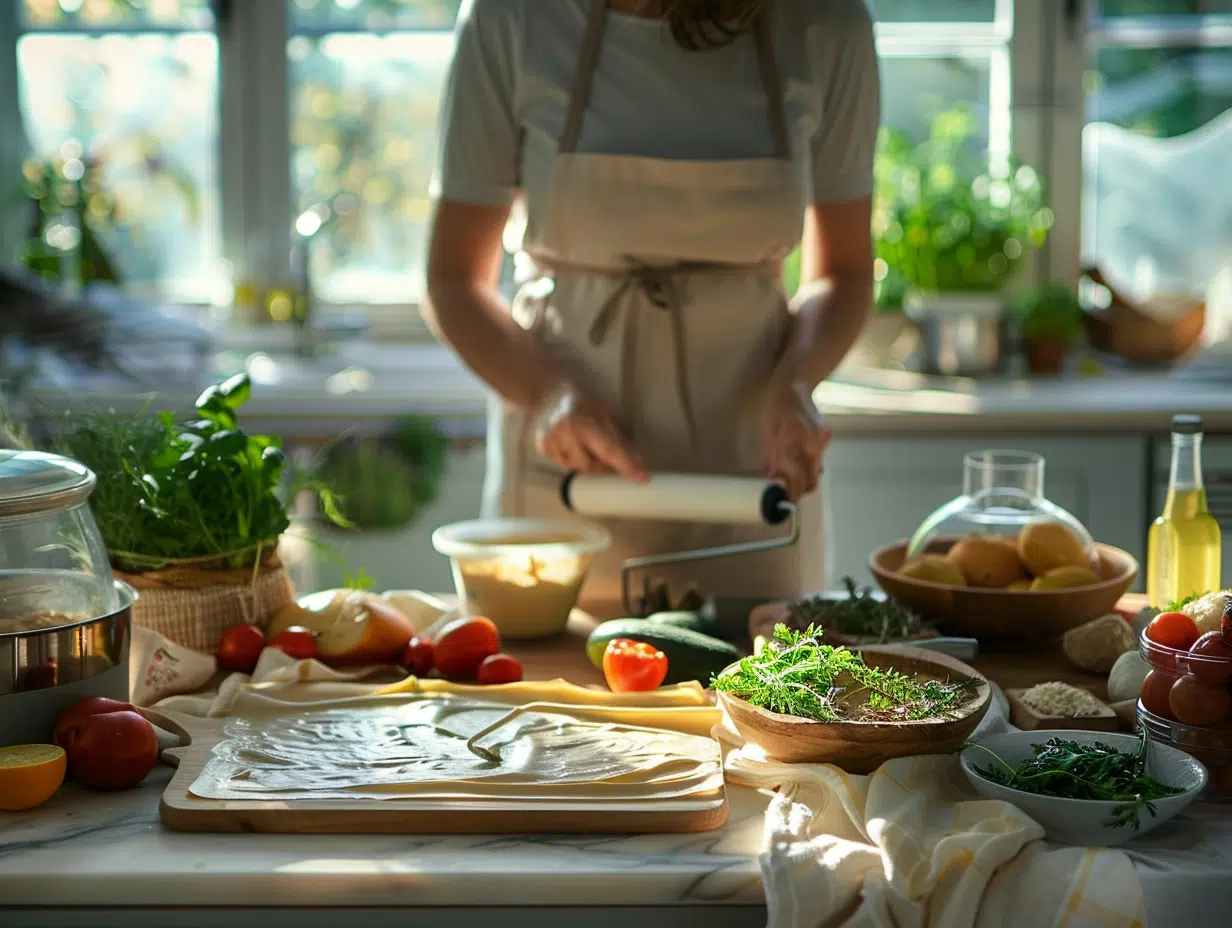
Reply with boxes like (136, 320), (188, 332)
(144, 707), (729, 835)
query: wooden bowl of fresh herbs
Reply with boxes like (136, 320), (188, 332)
(715, 626), (991, 773)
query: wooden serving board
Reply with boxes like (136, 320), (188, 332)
(1005, 688), (1119, 732)
(144, 707), (729, 835)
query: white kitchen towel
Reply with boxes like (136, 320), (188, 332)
(716, 715), (1147, 928)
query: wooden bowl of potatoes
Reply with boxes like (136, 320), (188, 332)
(869, 522), (1137, 648)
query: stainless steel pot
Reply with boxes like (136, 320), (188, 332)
(905, 293), (1004, 377)
(0, 574), (135, 745)
(0, 449), (135, 746)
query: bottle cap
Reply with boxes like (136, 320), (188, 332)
(1172, 414), (1203, 434)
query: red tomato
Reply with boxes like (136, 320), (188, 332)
(53, 696), (134, 748)
(400, 636), (435, 676)
(1146, 611), (1201, 651)
(1187, 631), (1232, 685)
(217, 624), (266, 673)
(476, 653), (523, 685)
(1170, 674), (1231, 727)
(434, 616), (501, 679)
(269, 627), (318, 661)
(1140, 670), (1177, 720)
(602, 638), (668, 693)
(64, 709), (159, 790)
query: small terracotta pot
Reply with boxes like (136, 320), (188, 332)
(1025, 336), (1067, 375)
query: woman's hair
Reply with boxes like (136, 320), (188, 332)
(663, 0), (769, 50)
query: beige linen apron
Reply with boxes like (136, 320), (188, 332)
(485, 0), (825, 609)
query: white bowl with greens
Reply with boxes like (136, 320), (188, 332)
(960, 730), (1206, 846)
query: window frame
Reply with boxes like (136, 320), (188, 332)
(2, 0), (1063, 342)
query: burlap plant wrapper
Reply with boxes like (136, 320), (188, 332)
(115, 550), (295, 654)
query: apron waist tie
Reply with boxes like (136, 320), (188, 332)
(530, 256), (780, 448)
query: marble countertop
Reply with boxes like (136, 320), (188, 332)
(26, 343), (1232, 437)
(0, 765), (769, 910)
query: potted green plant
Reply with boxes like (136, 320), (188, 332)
(308, 415), (450, 590)
(875, 108), (1054, 374)
(1012, 284), (1085, 375)
(47, 374), (345, 653)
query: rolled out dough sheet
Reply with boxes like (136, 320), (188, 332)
(189, 693), (724, 803)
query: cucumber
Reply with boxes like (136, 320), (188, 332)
(645, 609), (718, 635)
(586, 618), (740, 685)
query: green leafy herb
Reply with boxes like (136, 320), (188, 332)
(964, 730), (1185, 831)
(1166, 593), (1200, 611)
(712, 624), (976, 723)
(54, 374), (344, 572)
(789, 577), (921, 642)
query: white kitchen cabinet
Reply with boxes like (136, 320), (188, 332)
(823, 437), (1149, 591)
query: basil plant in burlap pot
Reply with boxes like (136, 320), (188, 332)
(53, 374), (344, 653)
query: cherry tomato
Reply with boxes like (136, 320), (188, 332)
(217, 624), (266, 673)
(1187, 631), (1232, 685)
(602, 638), (669, 693)
(476, 653), (523, 685)
(433, 616), (501, 679)
(1146, 611), (1200, 651)
(1170, 674), (1231, 727)
(269, 627), (318, 661)
(1140, 670), (1177, 720)
(400, 636), (435, 676)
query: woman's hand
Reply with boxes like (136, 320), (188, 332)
(534, 382), (648, 482)
(760, 376), (831, 499)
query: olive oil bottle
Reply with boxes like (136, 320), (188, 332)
(1147, 414), (1223, 607)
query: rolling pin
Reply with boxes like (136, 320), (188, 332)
(560, 473), (792, 525)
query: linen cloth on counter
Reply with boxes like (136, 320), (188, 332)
(715, 689), (1148, 928)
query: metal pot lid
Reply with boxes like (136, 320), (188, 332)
(0, 449), (96, 518)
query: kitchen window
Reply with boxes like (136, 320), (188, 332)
(1070, 0), (1232, 304)
(7, 1), (1211, 343)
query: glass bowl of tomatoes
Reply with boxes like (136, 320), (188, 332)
(1138, 607), (1232, 798)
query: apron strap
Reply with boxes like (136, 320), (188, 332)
(753, 10), (792, 160)
(558, 0), (609, 156)
(559, 1), (792, 159)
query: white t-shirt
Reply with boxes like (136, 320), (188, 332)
(433, 0), (881, 210)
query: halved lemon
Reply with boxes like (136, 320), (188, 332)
(0, 744), (67, 811)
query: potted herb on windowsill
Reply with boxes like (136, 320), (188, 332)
(875, 109), (1054, 375)
(306, 416), (450, 589)
(1012, 284), (1085, 375)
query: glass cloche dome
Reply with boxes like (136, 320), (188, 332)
(907, 450), (1095, 558)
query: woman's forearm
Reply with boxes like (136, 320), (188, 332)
(422, 277), (564, 411)
(773, 274), (874, 389)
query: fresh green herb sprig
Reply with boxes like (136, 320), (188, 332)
(1166, 593), (1200, 611)
(964, 730), (1185, 831)
(713, 624), (976, 723)
(56, 374), (346, 572)
(789, 577), (921, 642)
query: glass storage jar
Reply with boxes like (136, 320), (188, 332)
(907, 450), (1095, 558)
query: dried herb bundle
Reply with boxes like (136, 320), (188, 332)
(789, 577), (921, 642)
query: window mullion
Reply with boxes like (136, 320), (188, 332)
(222, 0), (292, 300)
(0, 3), (26, 266)
(1012, 0), (1085, 288)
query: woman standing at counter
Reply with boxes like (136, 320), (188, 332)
(424, 0), (879, 605)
